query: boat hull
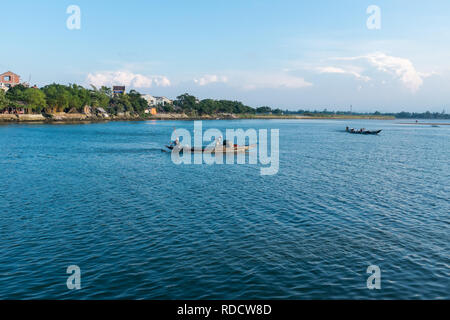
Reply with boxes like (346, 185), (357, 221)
(165, 144), (256, 154)
(346, 129), (382, 135)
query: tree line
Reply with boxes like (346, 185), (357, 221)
(1, 84), (449, 119)
(167, 93), (257, 115)
(0, 85), (259, 116)
(283, 109), (450, 119)
(0, 84), (149, 115)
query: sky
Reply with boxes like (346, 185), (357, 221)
(2, 0), (450, 112)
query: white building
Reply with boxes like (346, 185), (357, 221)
(141, 94), (157, 106)
(155, 96), (173, 106)
(141, 95), (173, 107)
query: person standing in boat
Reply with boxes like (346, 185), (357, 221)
(169, 137), (180, 148)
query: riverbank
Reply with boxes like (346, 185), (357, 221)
(0, 112), (395, 123)
(398, 122), (450, 125)
(236, 114), (395, 120)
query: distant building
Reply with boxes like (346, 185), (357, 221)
(113, 86), (125, 96)
(141, 94), (172, 107)
(0, 71), (21, 90)
(155, 96), (173, 106)
(141, 94), (157, 106)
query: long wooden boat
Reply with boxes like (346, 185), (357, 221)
(346, 127), (382, 135)
(165, 144), (256, 154)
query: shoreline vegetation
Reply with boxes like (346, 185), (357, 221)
(1, 83), (449, 123)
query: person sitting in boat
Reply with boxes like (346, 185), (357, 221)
(169, 137), (180, 148)
(216, 136), (223, 147)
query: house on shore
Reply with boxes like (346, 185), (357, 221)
(0, 71), (21, 91)
(141, 94), (173, 107)
(155, 96), (173, 106)
(141, 94), (172, 114)
(142, 94), (157, 106)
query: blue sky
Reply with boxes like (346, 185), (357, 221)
(2, 0), (450, 111)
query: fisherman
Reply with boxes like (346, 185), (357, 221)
(216, 136), (222, 147)
(169, 137), (180, 148)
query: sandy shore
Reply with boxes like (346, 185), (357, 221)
(0, 112), (396, 123)
(398, 122), (450, 125)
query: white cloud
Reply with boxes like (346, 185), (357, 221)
(238, 73), (312, 90)
(333, 52), (426, 92)
(192, 71), (312, 90)
(317, 66), (370, 82)
(364, 53), (423, 92)
(418, 71), (438, 78)
(86, 71), (171, 88)
(194, 74), (228, 86)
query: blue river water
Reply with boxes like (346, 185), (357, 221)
(0, 119), (448, 299)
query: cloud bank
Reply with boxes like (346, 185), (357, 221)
(317, 66), (370, 82)
(331, 52), (426, 92)
(194, 74), (228, 86)
(86, 71), (171, 88)
(232, 72), (312, 90)
(192, 72), (312, 90)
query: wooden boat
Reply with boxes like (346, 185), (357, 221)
(165, 144), (255, 154)
(346, 127), (382, 135)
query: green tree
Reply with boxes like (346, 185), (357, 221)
(256, 106), (272, 114)
(272, 108), (283, 115)
(24, 88), (46, 113)
(175, 93), (197, 111)
(100, 86), (112, 97)
(5, 84), (27, 102)
(0, 90), (9, 109)
(128, 90), (148, 114)
(56, 91), (70, 111)
(109, 94), (131, 115)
